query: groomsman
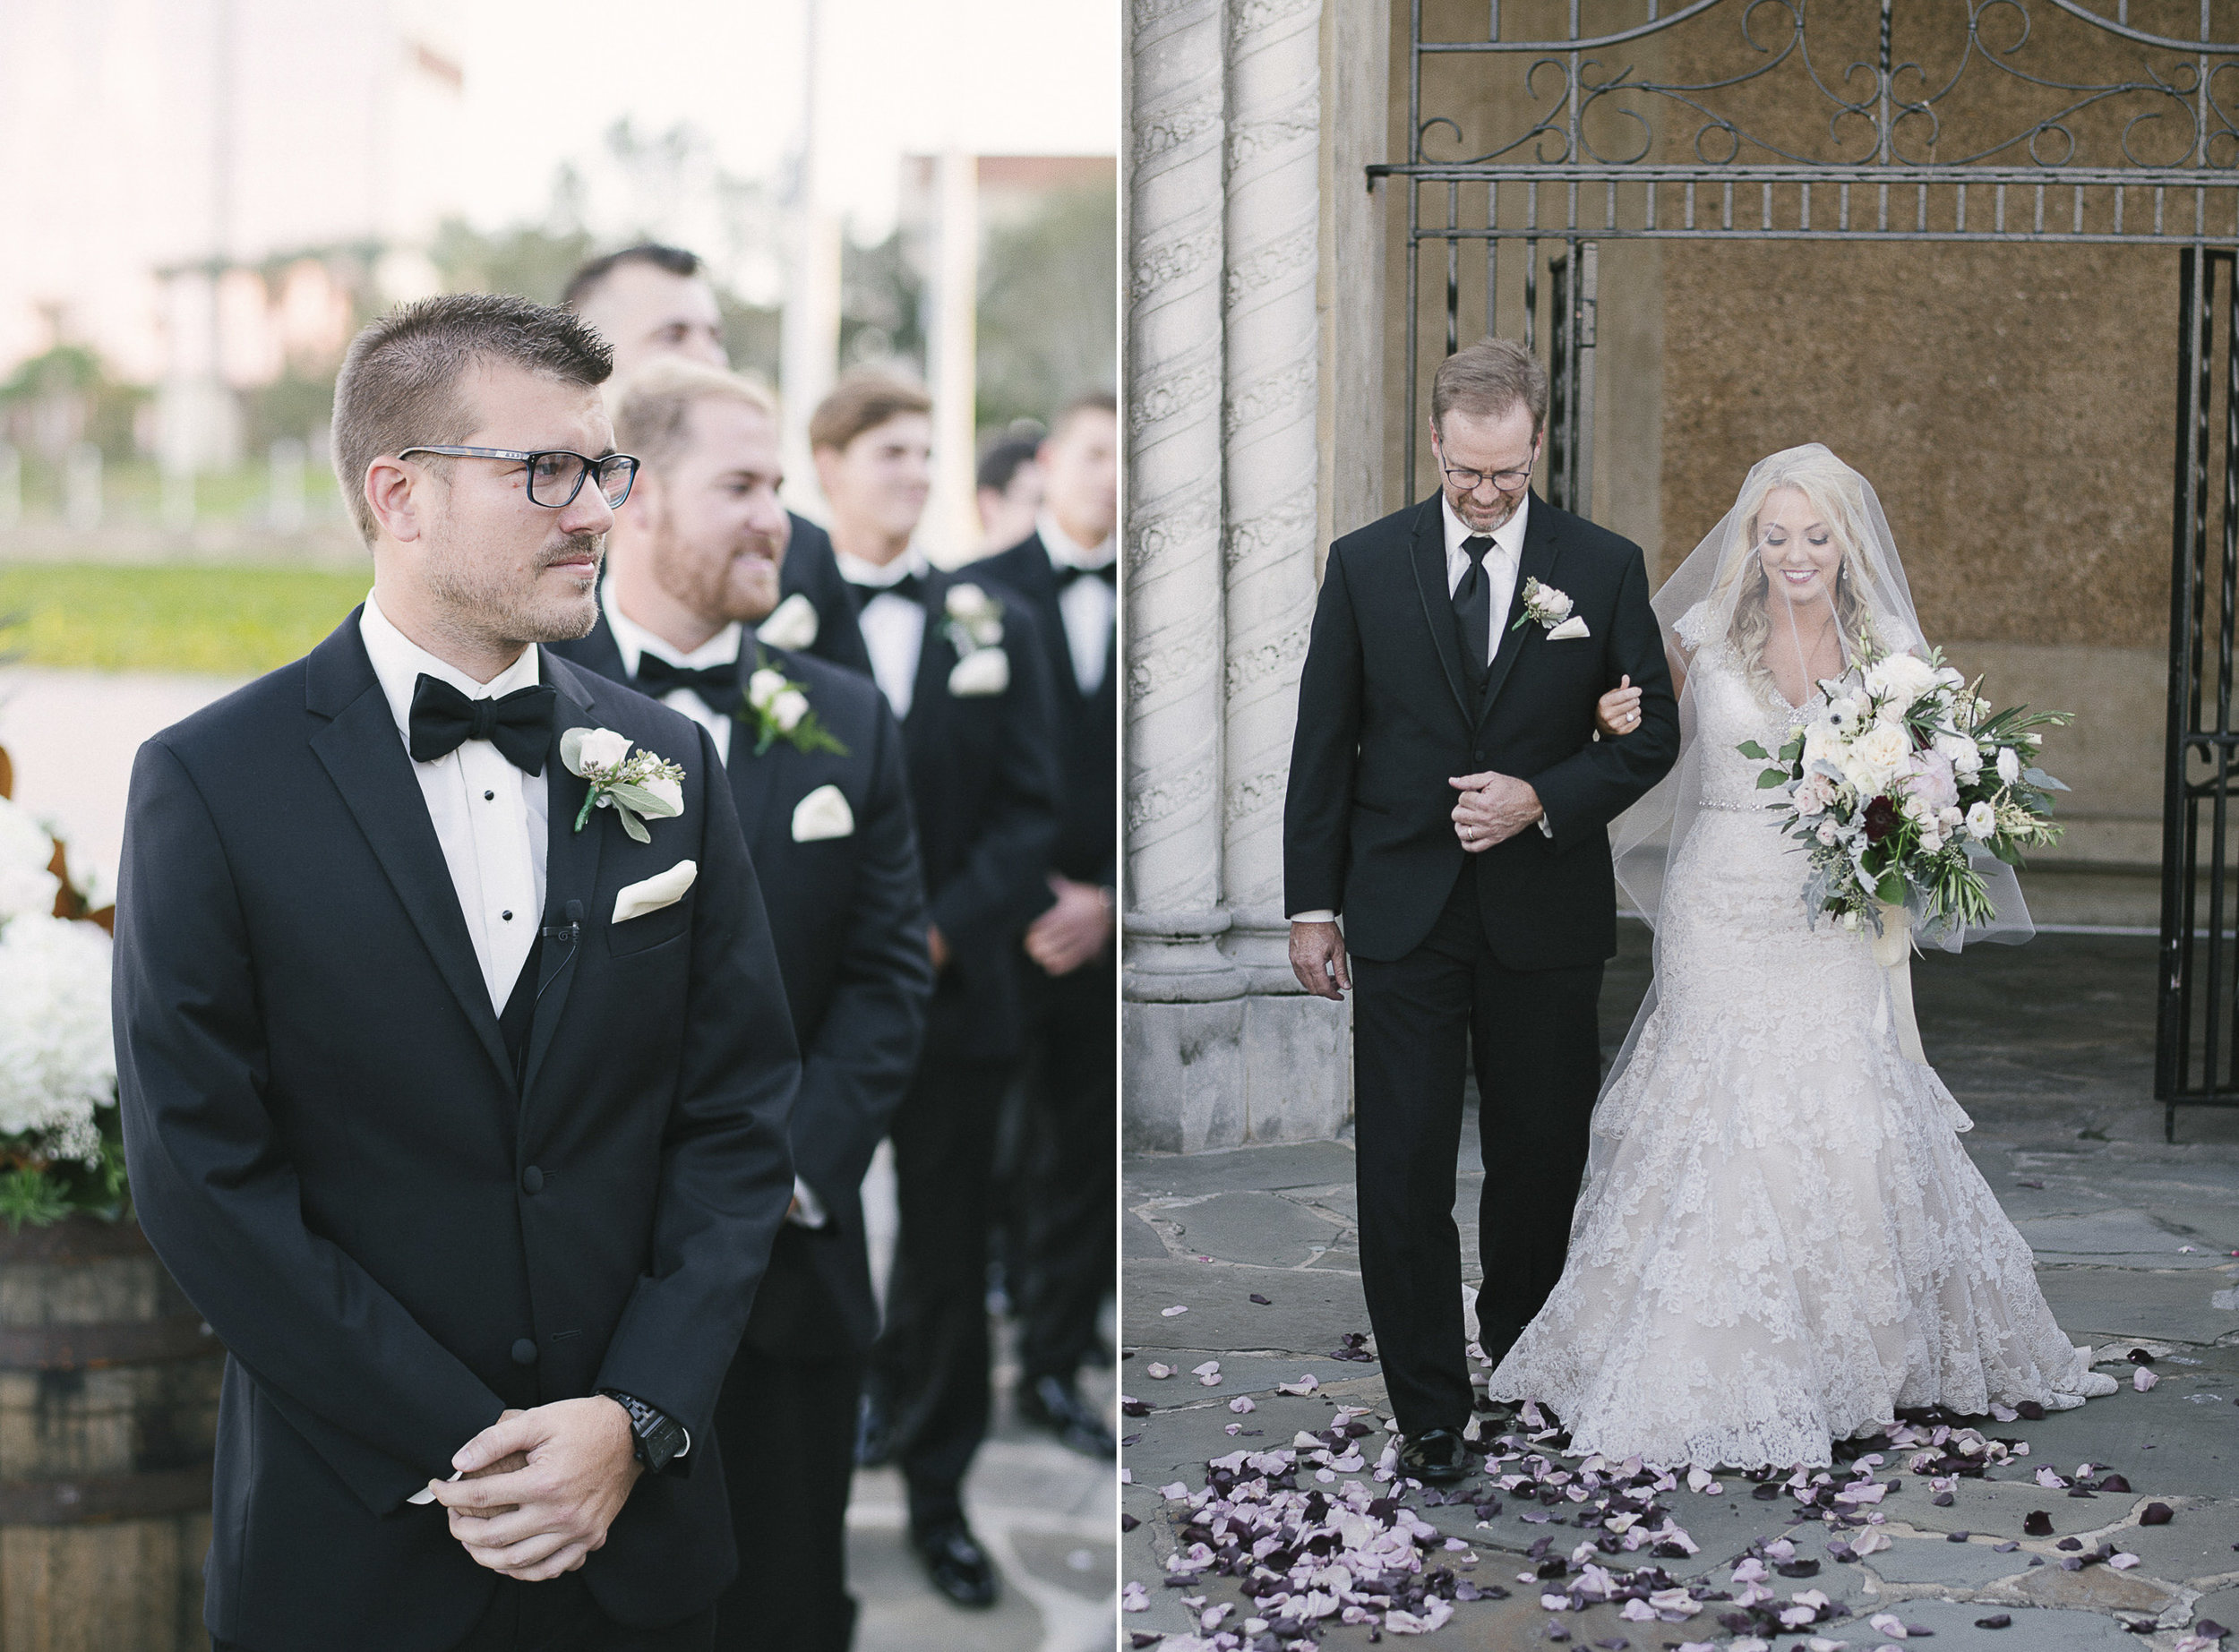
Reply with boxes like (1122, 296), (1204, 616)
(976, 393), (1118, 1458)
(812, 368), (1060, 1607)
(114, 294), (800, 1650)
(564, 245), (870, 676)
(548, 358), (933, 1652)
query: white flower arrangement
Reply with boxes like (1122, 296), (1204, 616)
(1742, 645), (2071, 940)
(941, 584), (1011, 698)
(0, 784), (124, 1228)
(1511, 577), (1574, 634)
(561, 727), (687, 844)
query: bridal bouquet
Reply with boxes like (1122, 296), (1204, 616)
(0, 761), (124, 1229)
(1742, 647), (2071, 942)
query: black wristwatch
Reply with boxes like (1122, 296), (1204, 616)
(601, 1389), (689, 1474)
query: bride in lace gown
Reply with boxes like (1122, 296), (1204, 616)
(1485, 445), (2115, 1469)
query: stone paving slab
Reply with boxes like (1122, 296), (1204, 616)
(1124, 933), (2239, 1649)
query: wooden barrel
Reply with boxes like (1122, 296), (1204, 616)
(0, 1217), (221, 1652)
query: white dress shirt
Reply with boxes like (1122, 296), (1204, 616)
(359, 595), (547, 1011)
(1443, 488), (1530, 662)
(1036, 511), (1116, 696)
(602, 584), (745, 765)
(1287, 492), (1545, 924)
(834, 546), (930, 720)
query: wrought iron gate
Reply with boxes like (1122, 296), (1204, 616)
(1368, 0), (2239, 1135)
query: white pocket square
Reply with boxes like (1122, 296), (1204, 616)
(792, 783), (855, 843)
(613, 860), (697, 924)
(948, 647), (1009, 697)
(1545, 616), (1591, 641)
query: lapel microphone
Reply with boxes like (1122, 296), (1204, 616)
(536, 899), (585, 1004)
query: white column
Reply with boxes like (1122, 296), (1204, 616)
(1220, 0), (1349, 1139)
(779, 0), (841, 518)
(1122, 0), (1248, 1152)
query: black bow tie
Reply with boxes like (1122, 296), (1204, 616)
(846, 573), (924, 608)
(407, 675), (557, 775)
(633, 651), (740, 704)
(1053, 561), (1117, 591)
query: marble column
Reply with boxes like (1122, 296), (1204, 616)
(1123, 0), (1248, 1152)
(1219, 0), (1348, 1140)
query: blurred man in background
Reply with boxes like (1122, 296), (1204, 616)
(810, 368), (1059, 1611)
(566, 245), (870, 677)
(974, 431), (1042, 553)
(549, 357), (933, 1652)
(976, 394), (1118, 1461)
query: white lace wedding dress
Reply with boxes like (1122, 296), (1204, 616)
(1485, 624), (2115, 1469)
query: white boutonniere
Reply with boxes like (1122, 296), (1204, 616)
(739, 650), (848, 758)
(1512, 578), (1574, 634)
(562, 727), (685, 844)
(758, 592), (820, 650)
(941, 583), (1010, 698)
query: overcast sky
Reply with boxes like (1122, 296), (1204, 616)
(446, 0), (1118, 241)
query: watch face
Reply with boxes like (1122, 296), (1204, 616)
(641, 1414), (686, 1470)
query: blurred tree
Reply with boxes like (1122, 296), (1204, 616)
(975, 182), (1117, 430)
(0, 346), (149, 460)
(843, 230), (927, 374)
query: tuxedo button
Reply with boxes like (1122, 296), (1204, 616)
(510, 1338), (538, 1366)
(521, 1165), (544, 1194)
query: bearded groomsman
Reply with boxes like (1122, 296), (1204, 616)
(115, 295), (800, 1651)
(548, 358), (932, 1652)
(564, 245), (869, 676)
(811, 368), (1060, 1608)
(975, 393), (1119, 1459)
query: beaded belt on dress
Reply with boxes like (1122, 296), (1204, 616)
(1698, 798), (1775, 812)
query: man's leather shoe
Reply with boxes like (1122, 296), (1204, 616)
(1017, 1374), (1117, 1457)
(911, 1516), (999, 1607)
(1397, 1425), (1472, 1485)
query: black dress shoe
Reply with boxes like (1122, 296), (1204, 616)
(1397, 1425), (1472, 1485)
(1017, 1374), (1117, 1457)
(910, 1516), (999, 1607)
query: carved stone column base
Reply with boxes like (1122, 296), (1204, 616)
(1123, 998), (1246, 1153)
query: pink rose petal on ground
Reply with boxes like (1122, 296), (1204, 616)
(1119, 1581), (1148, 1611)
(2110, 1552), (2141, 1570)
(2136, 1368), (2160, 1391)
(1160, 1305), (1188, 1317)
(1869, 1611), (1910, 1637)
(1275, 1374), (1319, 1396)
(1145, 1362), (1174, 1379)
(1229, 1395), (1255, 1414)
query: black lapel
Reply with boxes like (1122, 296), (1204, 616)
(1013, 539), (1085, 714)
(727, 712), (790, 845)
(520, 655), (608, 1101)
(305, 620), (512, 1086)
(904, 578), (954, 738)
(1407, 496), (1472, 722)
(1477, 496), (1563, 724)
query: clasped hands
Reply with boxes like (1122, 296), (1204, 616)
(425, 1397), (642, 1581)
(1449, 770), (1541, 853)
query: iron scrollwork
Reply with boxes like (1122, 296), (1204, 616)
(1413, 0), (2239, 175)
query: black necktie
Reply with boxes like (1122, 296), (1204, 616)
(1053, 561), (1117, 592)
(633, 651), (740, 706)
(407, 675), (558, 775)
(846, 573), (924, 609)
(1453, 535), (1495, 683)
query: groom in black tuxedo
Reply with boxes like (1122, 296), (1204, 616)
(114, 295), (800, 1651)
(1284, 338), (1679, 1481)
(547, 357), (933, 1652)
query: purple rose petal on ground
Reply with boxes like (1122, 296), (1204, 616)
(2141, 1502), (2175, 1525)
(1976, 1613), (2014, 1628)
(2100, 1473), (2132, 1493)
(1249, 1293), (1271, 1305)
(2023, 1511), (2053, 1536)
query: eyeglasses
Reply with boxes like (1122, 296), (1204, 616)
(398, 446), (640, 509)
(1440, 455), (1535, 495)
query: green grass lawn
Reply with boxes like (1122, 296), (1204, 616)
(0, 561), (368, 676)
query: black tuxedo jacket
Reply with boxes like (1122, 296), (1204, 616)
(976, 531), (1117, 891)
(113, 616), (800, 1650)
(551, 617), (933, 1358)
(1284, 493), (1680, 967)
(780, 512), (876, 679)
(888, 565), (1062, 1058)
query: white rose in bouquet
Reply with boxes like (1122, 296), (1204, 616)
(1995, 746), (2022, 785)
(1900, 749), (1960, 812)
(1815, 817), (1841, 846)
(1865, 652), (1938, 708)
(1966, 801), (1998, 841)
(1845, 723), (1910, 791)
(0, 915), (116, 1165)
(1795, 773), (1838, 817)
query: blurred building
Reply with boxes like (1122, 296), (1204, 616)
(0, 0), (466, 470)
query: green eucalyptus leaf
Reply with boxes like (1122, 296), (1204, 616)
(615, 804), (652, 844)
(605, 781), (679, 818)
(1756, 770), (1788, 789)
